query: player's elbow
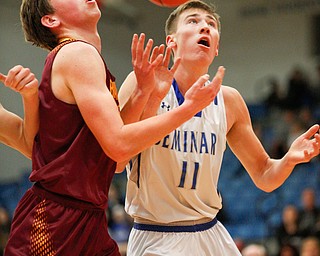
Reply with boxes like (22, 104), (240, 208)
(103, 143), (135, 163)
(258, 186), (275, 193)
(254, 180), (277, 193)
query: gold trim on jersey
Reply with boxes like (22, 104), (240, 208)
(30, 199), (56, 256)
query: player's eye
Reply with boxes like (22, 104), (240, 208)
(188, 18), (198, 24)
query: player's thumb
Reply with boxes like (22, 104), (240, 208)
(0, 73), (6, 83)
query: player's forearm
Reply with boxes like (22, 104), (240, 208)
(140, 94), (162, 120)
(21, 92), (39, 154)
(103, 101), (195, 162)
(120, 84), (153, 124)
(0, 109), (32, 159)
(254, 157), (296, 192)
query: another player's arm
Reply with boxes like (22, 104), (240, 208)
(118, 35), (165, 172)
(224, 86), (320, 192)
(56, 42), (224, 163)
(119, 71), (151, 124)
(119, 34), (163, 124)
(0, 104), (26, 152)
(0, 66), (39, 158)
(117, 72), (146, 173)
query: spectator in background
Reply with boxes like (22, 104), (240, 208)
(275, 205), (303, 250)
(300, 236), (320, 256)
(109, 204), (132, 256)
(107, 184), (124, 226)
(241, 243), (268, 256)
(264, 77), (284, 112)
(299, 107), (317, 129)
(283, 67), (314, 111)
(298, 188), (320, 238)
(109, 204), (132, 243)
(277, 243), (299, 256)
(0, 207), (10, 256)
(313, 64), (320, 105)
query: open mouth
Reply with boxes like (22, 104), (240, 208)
(198, 38), (210, 47)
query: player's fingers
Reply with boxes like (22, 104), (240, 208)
(20, 72), (37, 89)
(302, 124), (320, 140)
(10, 66), (31, 90)
(208, 66), (225, 89)
(150, 54), (163, 69)
(150, 46), (159, 63)
(313, 130), (320, 149)
(0, 73), (6, 83)
(5, 65), (24, 88)
(131, 34), (139, 63)
(213, 66), (225, 83)
(158, 44), (165, 60)
(169, 57), (181, 74)
(163, 46), (172, 67)
(136, 33), (146, 62)
(315, 131), (320, 141)
(193, 74), (210, 88)
(143, 38), (154, 64)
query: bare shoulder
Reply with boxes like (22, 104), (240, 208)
(221, 85), (249, 132)
(55, 41), (102, 68)
(221, 85), (242, 99)
(51, 41), (105, 104)
(221, 85), (247, 106)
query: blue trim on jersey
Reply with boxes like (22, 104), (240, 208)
(133, 217), (217, 233)
(172, 79), (218, 118)
(172, 79), (202, 117)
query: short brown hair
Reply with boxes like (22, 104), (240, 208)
(20, 0), (58, 51)
(165, 0), (221, 36)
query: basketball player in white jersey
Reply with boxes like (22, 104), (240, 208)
(118, 1), (320, 255)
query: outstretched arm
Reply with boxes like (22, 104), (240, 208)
(225, 86), (319, 192)
(56, 41), (225, 164)
(0, 65), (39, 158)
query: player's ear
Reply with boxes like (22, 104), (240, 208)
(166, 35), (177, 48)
(41, 15), (60, 28)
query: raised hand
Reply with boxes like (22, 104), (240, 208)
(183, 66), (225, 113)
(0, 65), (38, 98)
(151, 45), (181, 101)
(286, 124), (320, 164)
(131, 33), (163, 94)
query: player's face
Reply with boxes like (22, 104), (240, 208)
(49, 0), (101, 28)
(169, 9), (220, 66)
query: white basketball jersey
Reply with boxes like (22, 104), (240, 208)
(125, 80), (227, 223)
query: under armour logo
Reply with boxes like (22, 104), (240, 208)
(161, 102), (171, 111)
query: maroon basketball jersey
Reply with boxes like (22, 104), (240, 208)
(31, 40), (118, 209)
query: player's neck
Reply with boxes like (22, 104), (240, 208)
(174, 69), (207, 96)
(59, 30), (101, 52)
